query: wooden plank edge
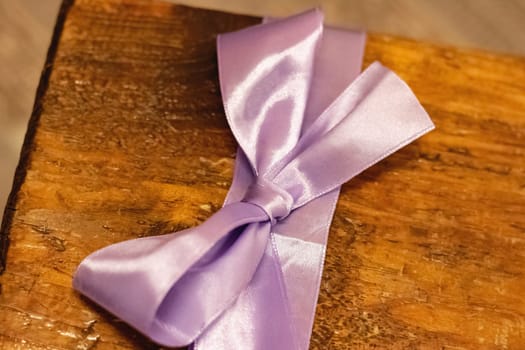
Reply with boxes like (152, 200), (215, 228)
(0, 0), (76, 273)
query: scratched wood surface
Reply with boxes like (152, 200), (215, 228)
(1, 0), (524, 348)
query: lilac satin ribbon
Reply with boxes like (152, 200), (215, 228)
(73, 9), (434, 350)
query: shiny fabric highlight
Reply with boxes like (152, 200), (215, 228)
(73, 9), (434, 350)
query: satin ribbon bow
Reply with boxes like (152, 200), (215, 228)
(74, 9), (434, 350)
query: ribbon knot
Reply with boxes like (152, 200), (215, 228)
(241, 178), (294, 225)
(73, 9), (434, 350)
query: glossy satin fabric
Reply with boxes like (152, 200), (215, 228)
(73, 9), (434, 350)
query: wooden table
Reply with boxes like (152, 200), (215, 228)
(1, 0), (524, 348)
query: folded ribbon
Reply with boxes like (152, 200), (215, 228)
(73, 9), (434, 350)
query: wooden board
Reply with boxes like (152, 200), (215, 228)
(1, 0), (524, 348)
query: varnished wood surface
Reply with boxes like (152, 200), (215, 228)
(1, 0), (524, 348)
(4, 0), (525, 237)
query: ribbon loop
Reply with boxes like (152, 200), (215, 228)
(73, 9), (435, 350)
(241, 178), (294, 224)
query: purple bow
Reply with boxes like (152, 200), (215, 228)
(73, 9), (434, 350)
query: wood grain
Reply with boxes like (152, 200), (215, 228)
(1, 0), (524, 349)
(3, 0), (525, 217)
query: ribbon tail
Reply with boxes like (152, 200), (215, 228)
(74, 202), (271, 347)
(194, 145), (301, 350)
(271, 189), (339, 349)
(194, 232), (299, 350)
(275, 62), (435, 207)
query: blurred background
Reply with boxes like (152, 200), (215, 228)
(1, 0), (524, 212)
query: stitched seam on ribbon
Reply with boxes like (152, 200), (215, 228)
(294, 123), (435, 208)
